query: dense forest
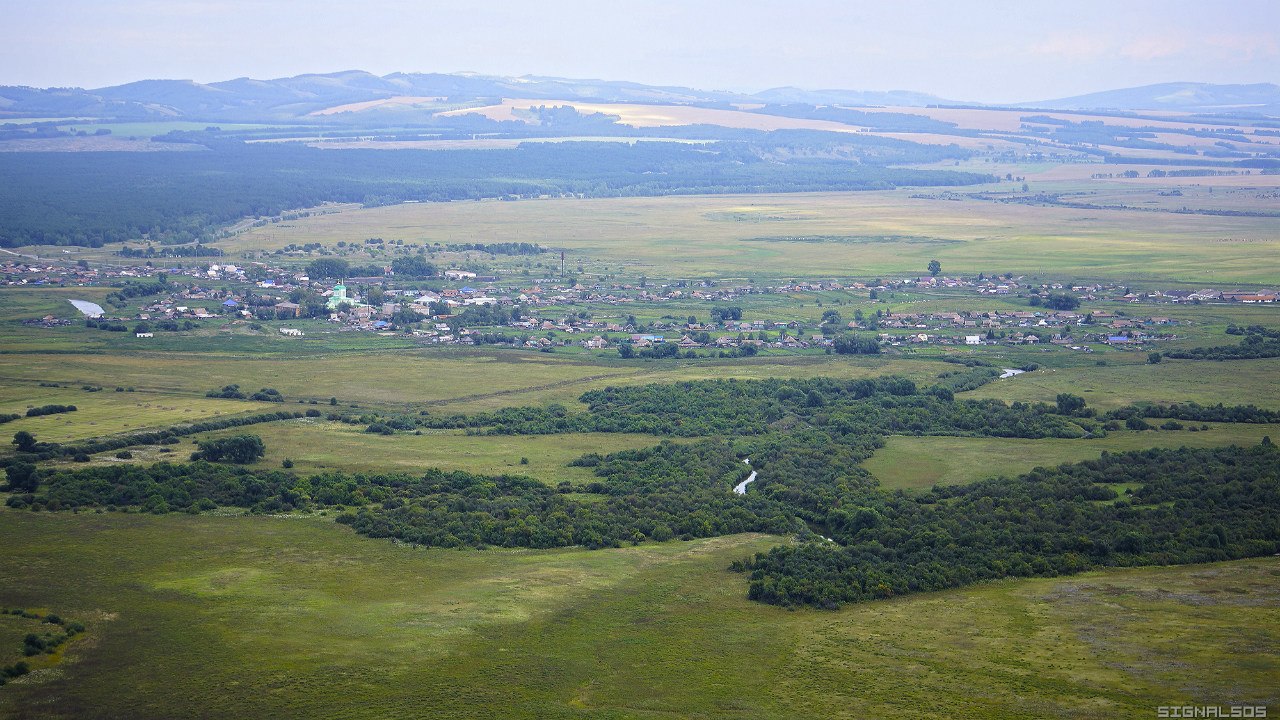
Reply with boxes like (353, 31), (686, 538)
(418, 376), (1092, 439)
(740, 444), (1279, 608)
(0, 137), (990, 247)
(9, 439), (1277, 607)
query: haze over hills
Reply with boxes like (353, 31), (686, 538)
(2, 70), (1277, 123)
(1027, 82), (1280, 115)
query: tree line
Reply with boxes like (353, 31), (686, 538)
(0, 141), (993, 248)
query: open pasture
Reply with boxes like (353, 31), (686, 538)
(225, 190), (1280, 284)
(0, 349), (946, 417)
(0, 384), (274, 446)
(175, 421), (669, 484)
(0, 513), (1274, 719)
(863, 424), (1280, 490)
(966, 356), (1280, 410)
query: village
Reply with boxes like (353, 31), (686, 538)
(3, 252), (1273, 354)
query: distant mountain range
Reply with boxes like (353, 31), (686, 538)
(1, 70), (1277, 123)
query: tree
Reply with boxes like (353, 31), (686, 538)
(833, 335), (881, 355)
(192, 435), (266, 464)
(927, 259), (941, 277)
(390, 256), (436, 277)
(12, 431), (36, 453)
(1147, 352), (1162, 364)
(1044, 293), (1081, 311)
(306, 258), (349, 279)
(1055, 393), (1087, 416)
(5, 462), (37, 492)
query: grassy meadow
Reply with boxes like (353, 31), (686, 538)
(0, 513), (1275, 719)
(0, 385), (275, 444)
(221, 190), (1280, 284)
(864, 424), (1280, 491)
(123, 421), (675, 484)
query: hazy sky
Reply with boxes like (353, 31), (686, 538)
(2, 0), (1277, 102)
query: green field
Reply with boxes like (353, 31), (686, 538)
(0, 513), (1275, 719)
(0, 385), (275, 445)
(967, 357), (1280, 410)
(112, 421), (675, 484)
(864, 424), (1280, 490)
(0, 349), (947, 416)
(223, 190), (1280, 283)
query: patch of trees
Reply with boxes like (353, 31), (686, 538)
(5, 462), (38, 492)
(932, 367), (1000, 394)
(25, 404), (76, 417)
(1166, 327), (1280, 360)
(190, 434), (265, 464)
(435, 242), (545, 255)
(118, 243), (223, 258)
(389, 256), (437, 277)
(0, 608), (84, 686)
(1106, 402), (1280, 425)
(0, 141), (994, 248)
(710, 306), (743, 322)
(306, 258), (349, 279)
(832, 334), (881, 355)
(448, 304), (510, 329)
(415, 375), (1089, 441)
(737, 444), (1280, 609)
(751, 104), (967, 135)
(0, 413), (20, 425)
(103, 277), (173, 307)
(1041, 293), (1081, 311)
(205, 384), (283, 402)
(85, 318), (130, 332)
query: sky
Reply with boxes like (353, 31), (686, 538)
(1, 0), (1277, 103)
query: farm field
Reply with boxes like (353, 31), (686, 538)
(224, 190), (1280, 284)
(864, 424), (1280, 490)
(0, 513), (1275, 719)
